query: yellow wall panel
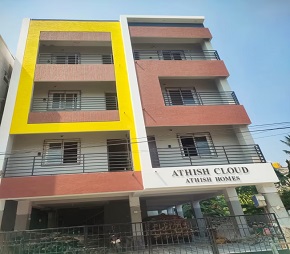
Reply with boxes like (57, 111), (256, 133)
(10, 20), (141, 171)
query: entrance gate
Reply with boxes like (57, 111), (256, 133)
(0, 214), (288, 254)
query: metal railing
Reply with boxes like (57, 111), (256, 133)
(31, 96), (118, 111)
(37, 53), (114, 64)
(150, 145), (266, 168)
(0, 214), (287, 254)
(163, 91), (239, 106)
(133, 50), (220, 60)
(3, 152), (132, 178)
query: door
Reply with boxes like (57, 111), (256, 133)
(148, 136), (160, 168)
(107, 139), (131, 171)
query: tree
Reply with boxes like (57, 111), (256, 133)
(275, 135), (290, 187)
(277, 135), (290, 210)
(281, 135), (290, 156)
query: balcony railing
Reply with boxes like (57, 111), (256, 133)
(0, 214), (287, 254)
(150, 145), (266, 168)
(133, 50), (220, 60)
(3, 152), (132, 178)
(31, 96), (118, 111)
(37, 53), (114, 64)
(163, 91), (239, 106)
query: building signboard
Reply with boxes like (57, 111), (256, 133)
(142, 163), (278, 189)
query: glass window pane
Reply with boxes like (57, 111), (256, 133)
(195, 136), (211, 155)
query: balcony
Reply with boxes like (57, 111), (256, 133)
(3, 151), (132, 178)
(163, 91), (239, 106)
(133, 50), (220, 60)
(31, 95), (118, 112)
(28, 83), (120, 123)
(35, 53), (115, 82)
(150, 144), (266, 168)
(37, 53), (113, 64)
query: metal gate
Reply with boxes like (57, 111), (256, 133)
(0, 214), (288, 254)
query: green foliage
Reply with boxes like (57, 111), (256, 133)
(279, 188), (290, 210)
(200, 196), (230, 216)
(281, 135), (290, 156)
(182, 203), (193, 218)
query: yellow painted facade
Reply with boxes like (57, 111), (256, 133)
(10, 20), (141, 171)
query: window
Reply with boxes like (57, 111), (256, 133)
(166, 88), (199, 106)
(43, 140), (80, 165)
(48, 91), (80, 110)
(162, 50), (184, 60)
(53, 54), (79, 64)
(178, 133), (214, 157)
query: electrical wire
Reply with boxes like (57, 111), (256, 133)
(0, 123), (289, 156)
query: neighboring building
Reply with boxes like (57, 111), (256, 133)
(0, 16), (289, 251)
(0, 36), (14, 123)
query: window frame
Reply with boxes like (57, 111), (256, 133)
(48, 90), (81, 111)
(177, 132), (216, 158)
(165, 87), (200, 106)
(42, 139), (81, 166)
(52, 53), (80, 64)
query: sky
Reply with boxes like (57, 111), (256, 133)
(0, 0), (290, 165)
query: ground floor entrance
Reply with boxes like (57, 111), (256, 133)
(1, 184), (290, 253)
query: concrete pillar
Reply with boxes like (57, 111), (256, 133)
(223, 188), (249, 237)
(192, 201), (203, 219)
(223, 188), (244, 216)
(47, 211), (57, 228)
(216, 79), (231, 92)
(129, 196), (144, 249)
(0, 200), (17, 231)
(256, 183), (290, 227)
(192, 201), (206, 237)
(0, 201), (5, 229)
(14, 201), (32, 231)
(176, 205), (184, 218)
(201, 41), (213, 51)
(234, 126), (255, 146)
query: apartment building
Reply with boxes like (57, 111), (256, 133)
(0, 16), (289, 253)
(0, 36), (14, 123)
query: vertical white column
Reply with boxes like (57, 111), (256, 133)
(192, 201), (204, 219)
(216, 79), (231, 92)
(14, 200), (32, 231)
(0, 19), (30, 175)
(192, 201), (206, 237)
(223, 188), (250, 237)
(0, 200), (5, 229)
(256, 183), (290, 227)
(120, 16), (152, 171)
(223, 188), (244, 215)
(201, 41), (213, 51)
(176, 205), (184, 218)
(234, 126), (255, 146)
